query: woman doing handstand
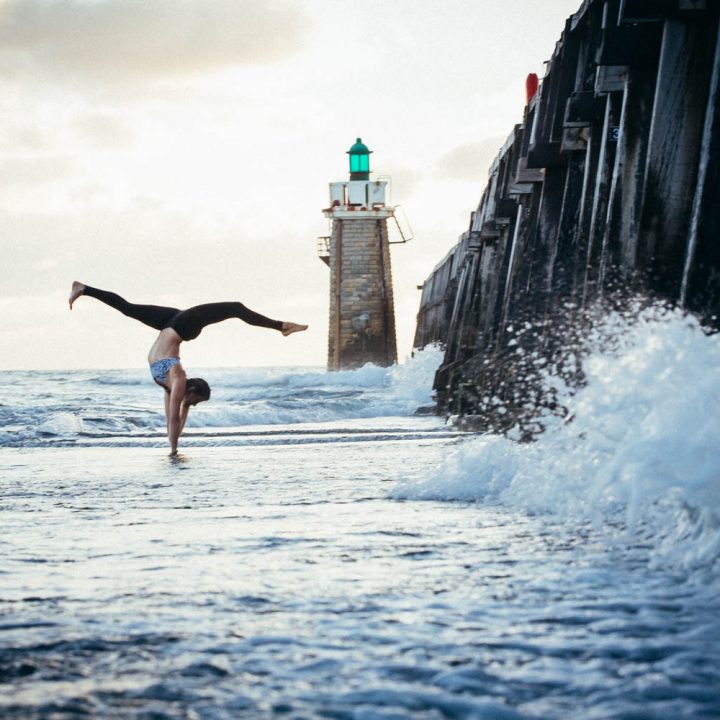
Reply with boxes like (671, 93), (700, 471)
(69, 281), (307, 455)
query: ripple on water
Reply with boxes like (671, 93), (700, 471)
(1, 430), (719, 719)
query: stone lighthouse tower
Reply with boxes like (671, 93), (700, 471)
(321, 139), (398, 370)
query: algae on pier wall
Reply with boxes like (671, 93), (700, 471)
(414, 0), (720, 434)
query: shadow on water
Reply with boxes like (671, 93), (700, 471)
(167, 453), (191, 467)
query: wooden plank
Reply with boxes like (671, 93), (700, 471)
(680, 15), (720, 317)
(619, 0), (672, 23)
(515, 156), (545, 183)
(636, 17), (715, 297)
(527, 141), (562, 168)
(564, 90), (603, 127)
(595, 65), (628, 94)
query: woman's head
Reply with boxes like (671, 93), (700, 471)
(185, 377), (211, 405)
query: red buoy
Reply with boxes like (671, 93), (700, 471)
(526, 73), (539, 105)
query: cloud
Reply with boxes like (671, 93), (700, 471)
(0, 122), (52, 152)
(0, 154), (75, 188)
(0, 0), (309, 84)
(434, 137), (506, 182)
(73, 112), (133, 147)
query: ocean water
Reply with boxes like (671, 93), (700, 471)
(1, 313), (719, 720)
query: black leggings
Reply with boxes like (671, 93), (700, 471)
(83, 286), (283, 341)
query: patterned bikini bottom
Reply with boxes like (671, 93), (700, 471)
(149, 357), (181, 386)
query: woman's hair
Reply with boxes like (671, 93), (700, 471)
(186, 377), (211, 401)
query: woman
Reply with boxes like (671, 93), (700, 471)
(69, 281), (307, 455)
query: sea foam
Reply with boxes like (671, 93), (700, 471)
(188, 345), (444, 428)
(36, 412), (86, 436)
(391, 306), (720, 573)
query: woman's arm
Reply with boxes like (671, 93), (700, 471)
(178, 402), (190, 436)
(165, 371), (187, 455)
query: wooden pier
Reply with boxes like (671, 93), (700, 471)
(413, 0), (720, 435)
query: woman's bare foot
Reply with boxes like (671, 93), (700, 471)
(281, 322), (308, 337)
(68, 281), (86, 309)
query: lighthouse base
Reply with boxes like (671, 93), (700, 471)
(327, 216), (397, 370)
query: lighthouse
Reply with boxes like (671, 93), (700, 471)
(320, 139), (398, 370)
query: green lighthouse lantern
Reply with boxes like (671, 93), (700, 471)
(347, 138), (372, 181)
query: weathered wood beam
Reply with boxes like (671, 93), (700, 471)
(680, 14), (720, 321)
(636, 17), (715, 298)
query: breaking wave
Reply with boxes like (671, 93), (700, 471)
(392, 306), (720, 574)
(0, 346), (444, 447)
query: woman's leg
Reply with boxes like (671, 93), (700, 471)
(72, 282), (180, 331)
(170, 302), (283, 341)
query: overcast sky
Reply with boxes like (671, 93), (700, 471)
(1, 0), (581, 370)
